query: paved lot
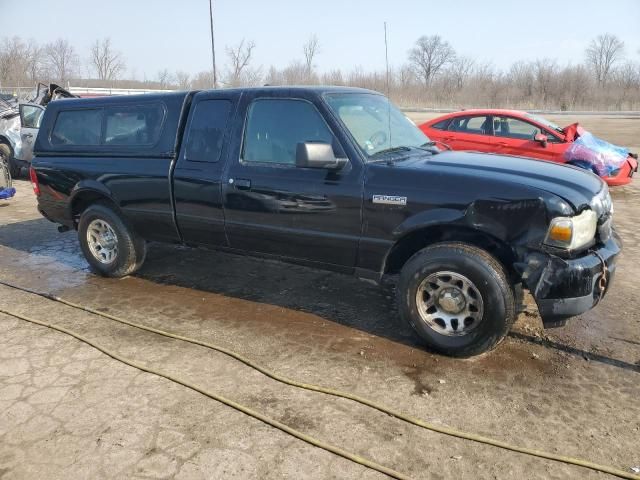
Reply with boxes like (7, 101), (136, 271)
(1, 115), (639, 479)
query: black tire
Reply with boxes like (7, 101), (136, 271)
(397, 242), (516, 357)
(78, 202), (147, 277)
(0, 144), (19, 179)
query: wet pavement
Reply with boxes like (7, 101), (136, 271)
(1, 174), (639, 479)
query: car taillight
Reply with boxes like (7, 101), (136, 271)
(29, 166), (40, 196)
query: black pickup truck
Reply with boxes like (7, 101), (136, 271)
(31, 86), (620, 357)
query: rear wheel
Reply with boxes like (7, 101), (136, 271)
(397, 242), (516, 357)
(78, 203), (147, 277)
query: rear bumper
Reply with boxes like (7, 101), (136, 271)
(10, 157), (29, 170)
(522, 232), (621, 327)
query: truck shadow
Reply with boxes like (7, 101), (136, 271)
(509, 332), (639, 373)
(139, 243), (422, 348)
(0, 218), (637, 373)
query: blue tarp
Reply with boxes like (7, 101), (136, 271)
(564, 131), (629, 177)
(0, 187), (16, 200)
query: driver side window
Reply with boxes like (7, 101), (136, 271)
(493, 116), (540, 140)
(242, 99), (335, 165)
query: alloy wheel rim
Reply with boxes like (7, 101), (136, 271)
(86, 219), (118, 264)
(415, 271), (484, 336)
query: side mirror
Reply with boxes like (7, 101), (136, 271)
(296, 142), (347, 170)
(534, 133), (548, 147)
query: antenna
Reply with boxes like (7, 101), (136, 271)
(209, 0), (217, 88)
(384, 22), (391, 146)
(384, 22), (390, 97)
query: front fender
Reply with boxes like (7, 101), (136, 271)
(392, 208), (465, 237)
(394, 197), (549, 246)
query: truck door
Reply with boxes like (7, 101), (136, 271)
(173, 91), (239, 247)
(222, 92), (364, 268)
(18, 104), (44, 161)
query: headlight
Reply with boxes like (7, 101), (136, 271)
(545, 209), (597, 250)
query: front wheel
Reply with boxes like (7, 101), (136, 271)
(397, 242), (516, 357)
(0, 144), (19, 179)
(78, 203), (147, 277)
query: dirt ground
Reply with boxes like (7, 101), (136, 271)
(0, 115), (639, 479)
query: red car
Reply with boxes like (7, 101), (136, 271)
(419, 109), (638, 186)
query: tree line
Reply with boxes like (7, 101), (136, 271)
(1, 33), (638, 110)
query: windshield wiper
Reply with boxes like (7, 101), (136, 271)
(367, 146), (413, 164)
(370, 146), (412, 158)
(420, 141), (448, 152)
(368, 145), (440, 164)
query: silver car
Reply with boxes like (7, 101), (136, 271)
(0, 84), (76, 177)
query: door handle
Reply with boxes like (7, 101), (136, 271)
(24, 133), (33, 138)
(230, 178), (251, 190)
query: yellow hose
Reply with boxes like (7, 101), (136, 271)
(0, 280), (638, 480)
(0, 308), (412, 480)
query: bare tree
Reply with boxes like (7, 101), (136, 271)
(508, 61), (535, 100)
(559, 64), (591, 110)
(613, 61), (640, 107)
(174, 71), (191, 89)
(1, 33), (639, 110)
(191, 70), (215, 89)
(0, 37), (27, 86)
(90, 38), (125, 81)
(156, 69), (173, 88)
(225, 39), (256, 86)
(448, 56), (474, 90)
(45, 38), (79, 84)
(533, 58), (558, 105)
(303, 34), (320, 76)
(408, 35), (455, 86)
(586, 33), (625, 86)
(21, 40), (44, 83)
(321, 68), (345, 86)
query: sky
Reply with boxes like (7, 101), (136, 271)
(2, 0), (639, 80)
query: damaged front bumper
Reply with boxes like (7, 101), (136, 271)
(520, 231), (621, 328)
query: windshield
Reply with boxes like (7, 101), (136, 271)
(525, 113), (564, 133)
(324, 93), (429, 158)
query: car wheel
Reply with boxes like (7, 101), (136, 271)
(0, 144), (19, 178)
(397, 242), (516, 357)
(78, 202), (147, 278)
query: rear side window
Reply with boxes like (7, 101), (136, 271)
(51, 109), (102, 146)
(104, 104), (164, 146)
(431, 119), (450, 130)
(448, 115), (490, 135)
(50, 103), (165, 147)
(184, 100), (233, 162)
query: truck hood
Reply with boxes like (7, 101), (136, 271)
(398, 150), (603, 209)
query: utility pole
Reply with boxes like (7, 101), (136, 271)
(209, 0), (217, 88)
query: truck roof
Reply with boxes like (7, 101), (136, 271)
(49, 85), (379, 107)
(36, 86), (381, 158)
